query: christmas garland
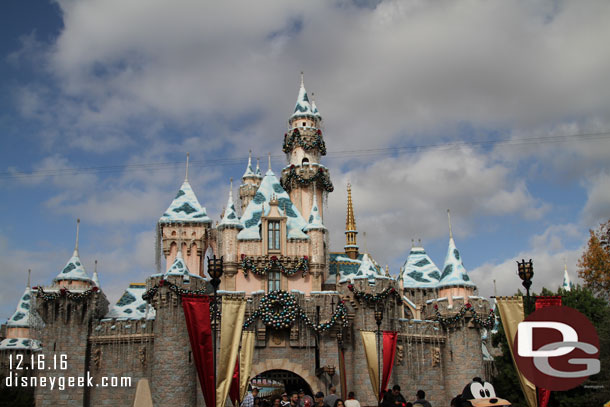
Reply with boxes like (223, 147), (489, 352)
(280, 165), (334, 193)
(243, 290), (349, 333)
(283, 129), (327, 155)
(35, 286), (99, 302)
(433, 303), (496, 329)
(240, 255), (309, 277)
(347, 284), (402, 306)
(142, 279), (208, 301)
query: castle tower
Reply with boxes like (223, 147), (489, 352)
(218, 178), (243, 291)
(305, 187), (327, 290)
(34, 221), (109, 406)
(239, 151), (262, 214)
(159, 154), (212, 277)
(344, 183), (359, 259)
(148, 256), (203, 406)
(0, 271), (41, 353)
(280, 74), (333, 222)
(562, 262), (573, 291)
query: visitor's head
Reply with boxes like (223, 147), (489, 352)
(273, 397), (281, 406)
(282, 393), (289, 400)
(392, 385), (401, 396)
(416, 390), (425, 400)
(299, 389), (305, 399)
(330, 386), (336, 394)
(334, 399), (345, 407)
(290, 392), (299, 403)
(314, 392), (325, 403)
(347, 392), (355, 400)
(253, 388), (259, 397)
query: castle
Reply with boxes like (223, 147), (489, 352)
(0, 77), (495, 406)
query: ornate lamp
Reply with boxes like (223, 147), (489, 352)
(374, 304), (384, 406)
(517, 259), (534, 314)
(207, 255), (224, 389)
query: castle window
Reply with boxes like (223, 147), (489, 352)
(302, 157), (309, 166)
(268, 267), (281, 292)
(302, 122), (306, 127)
(268, 221), (280, 251)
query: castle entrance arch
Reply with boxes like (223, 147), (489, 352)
(252, 370), (313, 398)
(250, 359), (323, 397)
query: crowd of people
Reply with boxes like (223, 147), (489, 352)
(242, 385), (435, 407)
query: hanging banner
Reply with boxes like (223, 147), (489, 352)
(216, 297), (247, 407)
(182, 296), (215, 407)
(240, 331), (256, 402)
(496, 296), (538, 407)
(381, 331), (398, 395)
(229, 359), (240, 406)
(535, 296), (562, 407)
(360, 331), (379, 400)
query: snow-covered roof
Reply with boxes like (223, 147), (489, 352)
(337, 253), (384, 283)
(305, 189), (325, 231)
(54, 250), (93, 284)
(243, 153), (256, 179)
(482, 343), (494, 361)
(237, 169), (308, 240)
(290, 81), (314, 119)
(6, 287), (34, 328)
(311, 99), (321, 120)
(255, 159), (263, 179)
(437, 238), (476, 288)
(104, 283), (156, 320)
(0, 338), (41, 351)
(159, 180), (212, 224)
(163, 251), (203, 282)
(399, 247), (441, 288)
(219, 185), (243, 229)
(562, 265), (574, 291)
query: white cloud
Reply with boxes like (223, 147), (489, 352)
(581, 171), (610, 227)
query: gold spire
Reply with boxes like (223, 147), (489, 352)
(345, 183), (359, 259)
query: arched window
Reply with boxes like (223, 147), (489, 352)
(302, 157), (309, 166)
(268, 266), (281, 292)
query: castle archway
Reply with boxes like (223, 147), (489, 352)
(250, 359), (323, 397)
(251, 369), (313, 398)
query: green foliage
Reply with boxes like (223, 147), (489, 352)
(491, 286), (610, 407)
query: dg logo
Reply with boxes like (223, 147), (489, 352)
(514, 306), (600, 391)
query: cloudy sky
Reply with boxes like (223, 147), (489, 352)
(1, 0), (609, 317)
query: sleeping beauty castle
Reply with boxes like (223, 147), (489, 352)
(0, 77), (496, 407)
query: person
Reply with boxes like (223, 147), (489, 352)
(299, 389), (313, 407)
(254, 397), (261, 407)
(313, 392), (330, 407)
(242, 387), (259, 407)
(290, 391), (300, 407)
(413, 390), (431, 407)
(272, 397), (281, 407)
(281, 393), (291, 407)
(344, 392), (360, 407)
(333, 398), (345, 407)
(381, 385), (407, 407)
(324, 386), (339, 407)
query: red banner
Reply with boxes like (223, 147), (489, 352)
(535, 296), (562, 407)
(381, 331), (398, 394)
(229, 359), (240, 406)
(182, 296), (215, 407)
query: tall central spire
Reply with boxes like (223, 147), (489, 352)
(345, 183), (359, 259)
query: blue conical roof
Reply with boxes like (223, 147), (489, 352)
(243, 153), (256, 179)
(104, 283), (156, 320)
(399, 246), (441, 288)
(305, 189), (325, 231)
(238, 169), (308, 240)
(438, 238), (476, 288)
(6, 287), (34, 328)
(290, 81), (314, 119)
(219, 186), (243, 229)
(159, 180), (212, 224)
(54, 249), (93, 284)
(164, 251), (202, 282)
(562, 265), (574, 291)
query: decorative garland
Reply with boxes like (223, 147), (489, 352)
(243, 290), (349, 333)
(283, 129), (327, 155)
(35, 286), (99, 302)
(433, 303), (496, 329)
(240, 255), (309, 277)
(280, 165), (334, 193)
(347, 285), (402, 306)
(142, 279), (208, 301)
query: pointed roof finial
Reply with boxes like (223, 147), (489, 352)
(300, 71), (304, 87)
(268, 153), (271, 171)
(346, 183), (356, 231)
(447, 209), (453, 240)
(75, 218), (81, 253)
(27, 269), (31, 289)
(229, 177), (234, 199)
(185, 152), (190, 181)
(93, 260), (100, 287)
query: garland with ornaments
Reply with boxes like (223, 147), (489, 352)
(280, 165), (334, 193)
(142, 279), (208, 301)
(243, 290), (349, 333)
(241, 255), (309, 278)
(347, 284), (402, 306)
(35, 286), (99, 302)
(433, 303), (496, 329)
(283, 129), (327, 155)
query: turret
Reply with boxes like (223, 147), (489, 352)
(218, 178), (243, 291)
(305, 188), (327, 289)
(344, 184), (359, 259)
(159, 154), (212, 277)
(0, 270), (41, 353)
(280, 73), (332, 222)
(239, 151), (262, 214)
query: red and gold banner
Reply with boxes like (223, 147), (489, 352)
(535, 296), (562, 407)
(381, 331), (398, 395)
(182, 296), (215, 407)
(229, 359), (240, 406)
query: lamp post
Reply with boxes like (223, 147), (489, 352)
(374, 304), (384, 407)
(517, 259), (534, 315)
(207, 255), (224, 387)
